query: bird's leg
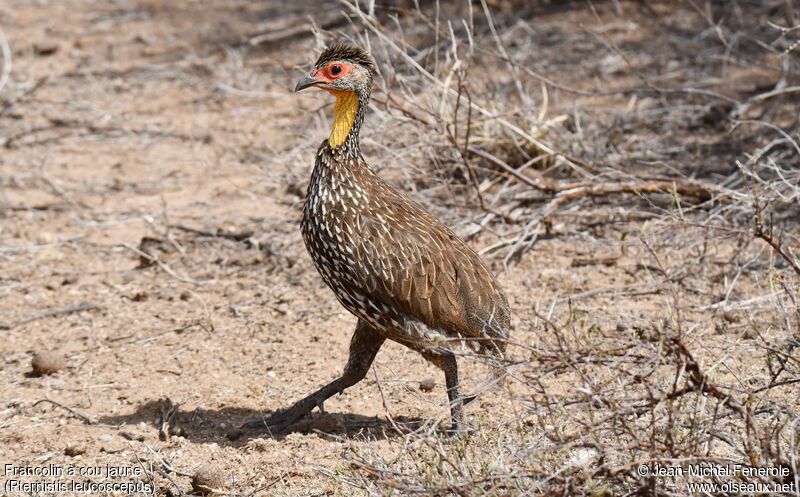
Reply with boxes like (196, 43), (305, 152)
(440, 352), (464, 432)
(241, 320), (384, 433)
(419, 349), (464, 432)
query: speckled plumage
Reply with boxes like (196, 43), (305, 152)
(242, 44), (511, 434)
(302, 143), (511, 356)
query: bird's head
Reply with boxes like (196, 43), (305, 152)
(295, 43), (376, 149)
(295, 42), (375, 98)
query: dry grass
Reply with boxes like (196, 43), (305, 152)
(309, 1), (800, 495)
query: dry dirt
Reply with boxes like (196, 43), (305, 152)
(1, 1), (798, 496)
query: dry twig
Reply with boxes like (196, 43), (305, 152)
(0, 303), (100, 330)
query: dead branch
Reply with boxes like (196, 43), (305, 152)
(32, 399), (96, 424)
(168, 223), (254, 242)
(248, 12), (349, 46)
(468, 146), (717, 202)
(0, 303), (100, 330)
(0, 77), (47, 117)
(753, 199), (800, 275)
(665, 336), (747, 417)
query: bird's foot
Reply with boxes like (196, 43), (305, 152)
(443, 416), (479, 437)
(443, 424), (462, 437)
(239, 407), (309, 435)
(239, 417), (275, 431)
(235, 380), (343, 437)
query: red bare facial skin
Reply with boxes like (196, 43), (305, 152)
(312, 62), (353, 93)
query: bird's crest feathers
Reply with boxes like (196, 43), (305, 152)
(316, 42), (376, 76)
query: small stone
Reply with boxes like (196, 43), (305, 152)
(99, 433), (113, 442)
(131, 291), (148, 302)
(137, 237), (169, 268)
(34, 42), (59, 56)
(419, 378), (436, 392)
(722, 311), (741, 323)
(192, 465), (225, 495)
(31, 351), (67, 376)
(64, 444), (86, 457)
(179, 290), (191, 301)
(36, 232), (57, 244)
(120, 431), (145, 442)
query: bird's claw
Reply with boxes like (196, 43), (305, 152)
(239, 418), (271, 431)
(239, 409), (303, 433)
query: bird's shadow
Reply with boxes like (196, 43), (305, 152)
(99, 399), (425, 445)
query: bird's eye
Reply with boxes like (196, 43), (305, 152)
(331, 65), (342, 76)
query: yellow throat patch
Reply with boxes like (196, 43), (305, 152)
(328, 90), (359, 148)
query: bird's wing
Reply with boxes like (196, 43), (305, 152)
(345, 182), (510, 350)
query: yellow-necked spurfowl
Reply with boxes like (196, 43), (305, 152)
(243, 43), (511, 433)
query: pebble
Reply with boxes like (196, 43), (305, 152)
(192, 465), (225, 495)
(33, 42), (59, 56)
(120, 431), (145, 442)
(419, 377), (436, 392)
(31, 352), (67, 376)
(64, 444), (86, 457)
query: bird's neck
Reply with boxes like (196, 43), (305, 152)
(328, 90), (366, 154)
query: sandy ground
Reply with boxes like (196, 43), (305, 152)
(0, 2), (516, 495)
(1, 1), (798, 496)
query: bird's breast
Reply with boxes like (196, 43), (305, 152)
(301, 163), (367, 289)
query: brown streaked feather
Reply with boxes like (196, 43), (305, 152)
(281, 42), (509, 435)
(300, 43), (510, 358)
(303, 148), (510, 355)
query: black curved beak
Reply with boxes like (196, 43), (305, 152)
(295, 73), (322, 92)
